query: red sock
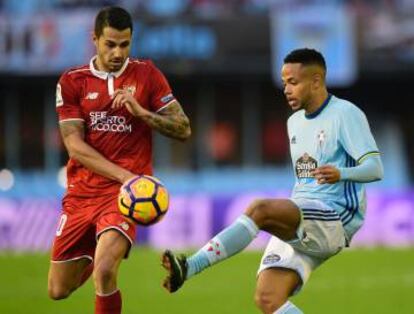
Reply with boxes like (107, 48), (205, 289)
(79, 263), (94, 286)
(95, 290), (122, 314)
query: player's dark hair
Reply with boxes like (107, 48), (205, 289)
(94, 6), (133, 37)
(284, 48), (326, 71)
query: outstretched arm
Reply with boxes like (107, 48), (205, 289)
(112, 89), (191, 141)
(313, 154), (383, 184)
(60, 120), (135, 184)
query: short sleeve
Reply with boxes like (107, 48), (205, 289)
(148, 63), (176, 112)
(56, 73), (83, 122)
(339, 105), (380, 163)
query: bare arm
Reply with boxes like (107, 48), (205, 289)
(139, 101), (191, 141)
(59, 120), (134, 184)
(112, 90), (191, 141)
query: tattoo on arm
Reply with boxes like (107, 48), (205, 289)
(143, 101), (191, 140)
(59, 120), (85, 140)
(59, 120), (85, 154)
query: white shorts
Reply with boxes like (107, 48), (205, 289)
(257, 198), (347, 294)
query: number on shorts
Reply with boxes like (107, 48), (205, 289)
(56, 214), (67, 236)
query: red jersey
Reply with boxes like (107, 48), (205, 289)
(56, 57), (176, 198)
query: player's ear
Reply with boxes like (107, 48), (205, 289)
(311, 73), (323, 90)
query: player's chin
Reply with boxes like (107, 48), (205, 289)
(288, 100), (301, 111)
(108, 61), (124, 71)
(108, 65), (122, 72)
(290, 104), (302, 111)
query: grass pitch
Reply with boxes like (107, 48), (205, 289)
(0, 247), (413, 313)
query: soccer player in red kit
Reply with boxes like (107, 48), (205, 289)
(47, 6), (191, 314)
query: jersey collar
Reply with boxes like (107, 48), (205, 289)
(305, 94), (332, 119)
(89, 56), (129, 79)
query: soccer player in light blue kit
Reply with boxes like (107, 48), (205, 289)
(162, 48), (384, 313)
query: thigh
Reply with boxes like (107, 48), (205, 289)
(246, 199), (301, 241)
(94, 229), (130, 271)
(48, 257), (91, 290)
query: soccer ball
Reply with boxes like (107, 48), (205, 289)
(118, 175), (169, 226)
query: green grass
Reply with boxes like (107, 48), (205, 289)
(0, 248), (413, 313)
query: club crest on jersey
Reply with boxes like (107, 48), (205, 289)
(295, 153), (317, 181)
(123, 85), (136, 96)
(317, 130), (326, 144)
(290, 135), (297, 144)
(263, 253), (281, 265)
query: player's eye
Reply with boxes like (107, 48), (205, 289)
(106, 42), (116, 48)
(120, 42), (130, 48)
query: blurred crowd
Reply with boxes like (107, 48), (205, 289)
(1, 0), (414, 16)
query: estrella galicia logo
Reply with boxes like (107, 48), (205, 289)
(295, 153), (317, 180)
(263, 253), (281, 265)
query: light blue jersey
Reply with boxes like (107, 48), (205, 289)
(288, 94), (380, 239)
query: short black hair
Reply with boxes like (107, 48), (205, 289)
(283, 48), (326, 71)
(94, 6), (133, 37)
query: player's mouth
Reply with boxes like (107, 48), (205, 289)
(287, 98), (297, 106)
(107, 60), (123, 71)
(109, 59), (124, 67)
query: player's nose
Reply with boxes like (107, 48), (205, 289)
(284, 85), (291, 95)
(113, 47), (122, 58)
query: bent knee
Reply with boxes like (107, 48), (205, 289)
(245, 199), (273, 226)
(48, 283), (72, 300)
(254, 290), (286, 314)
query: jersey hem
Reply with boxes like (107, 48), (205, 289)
(51, 255), (93, 263)
(96, 226), (134, 246)
(156, 99), (176, 113)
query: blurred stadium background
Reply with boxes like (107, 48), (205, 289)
(0, 0), (413, 313)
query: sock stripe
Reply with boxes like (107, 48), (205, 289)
(96, 289), (119, 297)
(238, 215), (259, 237)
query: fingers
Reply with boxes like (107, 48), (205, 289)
(312, 165), (338, 184)
(111, 89), (131, 109)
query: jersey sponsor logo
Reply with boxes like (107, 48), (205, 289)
(295, 153), (318, 179)
(161, 93), (174, 104)
(56, 83), (63, 107)
(85, 92), (99, 100)
(89, 111), (132, 133)
(263, 253), (281, 265)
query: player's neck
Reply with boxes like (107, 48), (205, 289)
(94, 57), (110, 73)
(305, 90), (329, 115)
